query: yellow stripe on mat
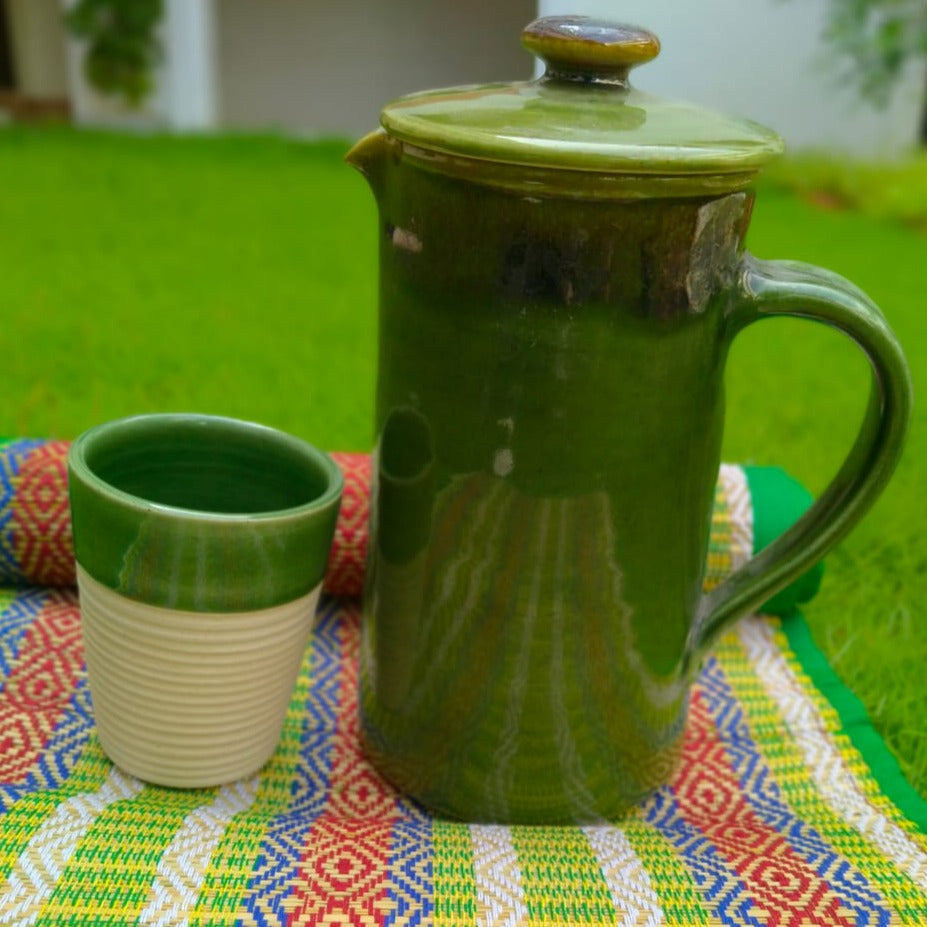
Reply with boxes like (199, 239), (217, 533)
(0, 767), (144, 927)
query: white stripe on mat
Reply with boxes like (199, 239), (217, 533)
(0, 767), (144, 926)
(135, 776), (260, 927)
(738, 617), (927, 888)
(584, 826), (665, 927)
(470, 825), (529, 927)
(718, 463), (753, 568)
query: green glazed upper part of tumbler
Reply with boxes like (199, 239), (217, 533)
(68, 414), (344, 613)
(375, 16), (784, 196)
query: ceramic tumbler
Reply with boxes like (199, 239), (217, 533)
(68, 413), (343, 787)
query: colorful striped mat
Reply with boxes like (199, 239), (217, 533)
(1, 439), (925, 925)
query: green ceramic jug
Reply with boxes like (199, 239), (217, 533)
(346, 16), (912, 824)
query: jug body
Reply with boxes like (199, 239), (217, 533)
(360, 150), (753, 823)
(352, 15), (912, 825)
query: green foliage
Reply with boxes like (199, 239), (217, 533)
(784, 0), (927, 143)
(65, 0), (164, 107)
(815, 0), (927, 106)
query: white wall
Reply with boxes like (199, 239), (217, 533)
(215, 0), (536, 137)
(161, 0), (217, 131)
(54, 0), (924, 150)
(537, 0), (923, 155)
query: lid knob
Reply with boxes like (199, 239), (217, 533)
(522, 16), (659, 86)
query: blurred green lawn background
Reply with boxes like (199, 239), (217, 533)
(1, 127), (924, 797)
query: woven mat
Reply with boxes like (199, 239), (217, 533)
(1, 440), (926, 925)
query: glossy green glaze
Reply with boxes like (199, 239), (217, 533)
(380, 17), (783, 189)
(349, 16), (912, 824)
(68, 414), (343, 612)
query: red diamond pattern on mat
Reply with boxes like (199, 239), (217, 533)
(284, 817), (395, 926)
(324, 599), (397, 823)
(11, 442), (75, 586)
(331, 765), (397, 822)
(14, 652), (73, 710)
(0, 597), (83, 783)
(282, 592), (400, 925)
(0, 714), (39, 772)
(325, 453), (369, 598)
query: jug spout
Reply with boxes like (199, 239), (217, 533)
(345, 129), (393, 199)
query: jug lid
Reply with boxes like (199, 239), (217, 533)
(379, 16), (784, 196)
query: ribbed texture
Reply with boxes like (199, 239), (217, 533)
(77, 565), (320, 787)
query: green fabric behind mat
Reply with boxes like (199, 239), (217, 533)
(745, 464), (825, 615)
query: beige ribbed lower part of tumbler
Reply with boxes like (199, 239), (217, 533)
(77, 565), (320, 788)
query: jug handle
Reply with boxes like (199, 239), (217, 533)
(692, 253), (912, 656)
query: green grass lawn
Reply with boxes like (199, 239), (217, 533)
(0, 129), (377, 446)
(1, 126), (924, 798)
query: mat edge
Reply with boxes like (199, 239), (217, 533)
(781, 607), (927, 834)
